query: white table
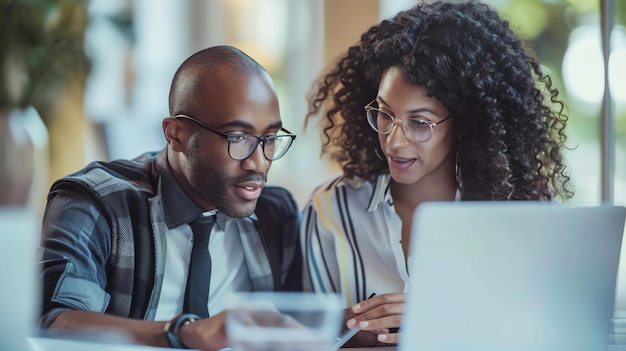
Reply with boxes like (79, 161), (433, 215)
(29, 338), (626, 351)
(30, 337), (171, 351)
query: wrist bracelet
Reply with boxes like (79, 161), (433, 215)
(164, 313), (201, 349)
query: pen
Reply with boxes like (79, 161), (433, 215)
(330, 293), (377, 351)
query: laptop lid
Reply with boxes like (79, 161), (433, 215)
(0, 208), (41, 351)
(400, 202), (625, 351)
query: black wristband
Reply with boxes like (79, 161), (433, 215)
(164, 313), (201, 349)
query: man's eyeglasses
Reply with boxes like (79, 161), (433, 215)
(364, 100), (452, 142)
(174, 114), (296, 161)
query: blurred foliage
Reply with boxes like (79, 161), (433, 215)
(0, 0), (90, 124)
(499, 0), (571, 75)
(618, 1), (626, 26)
(565, 0), (597, 13)
(496, 0), (626, 143)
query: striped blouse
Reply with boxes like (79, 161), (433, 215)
(300, 173), (409, 307)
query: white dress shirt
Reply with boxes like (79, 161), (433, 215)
(155, 212), (253, 320)
(300, 173), (459, 307)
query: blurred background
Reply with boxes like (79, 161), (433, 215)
(1, 0), (625, 340)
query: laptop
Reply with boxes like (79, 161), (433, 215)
(0, 208), (41, 351)
(400, 202), (626, 351)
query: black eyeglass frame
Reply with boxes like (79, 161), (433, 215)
(174, 114), (296, 161)
(364, 100), (452, 142)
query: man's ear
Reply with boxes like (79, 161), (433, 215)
(163, 117), (185, 152)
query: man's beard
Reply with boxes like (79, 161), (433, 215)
(187, 139), (266, 217)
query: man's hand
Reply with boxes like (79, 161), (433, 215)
(178, 311), (229, 351)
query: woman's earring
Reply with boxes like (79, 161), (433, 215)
(374, 148), (385, 160)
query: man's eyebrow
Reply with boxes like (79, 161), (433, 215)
(216, 120), (283, 131)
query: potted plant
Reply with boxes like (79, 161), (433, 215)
(0, 0), (90, 207)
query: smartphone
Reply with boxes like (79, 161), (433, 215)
(330, 293), (377, 350)
(330, 327), (359, 351)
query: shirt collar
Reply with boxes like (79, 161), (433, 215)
(157, 149), (207, 229)
(365, 173), (462, 212)
(366, 174), (394, 212)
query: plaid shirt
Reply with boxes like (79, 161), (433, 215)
(40, 149), (301, 326)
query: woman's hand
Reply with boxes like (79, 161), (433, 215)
(346, 293), (405, 345)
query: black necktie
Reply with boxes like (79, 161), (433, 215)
(183, 215), (214, 318)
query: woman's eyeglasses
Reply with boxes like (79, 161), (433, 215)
(364, 100), (452, 142)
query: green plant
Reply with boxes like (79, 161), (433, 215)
(0, 0), (90, 124)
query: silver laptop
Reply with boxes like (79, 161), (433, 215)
(400, 202), (625, 351)
(0, 208), (41, 351)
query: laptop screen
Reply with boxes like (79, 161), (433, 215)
(400, 202), (625, 351)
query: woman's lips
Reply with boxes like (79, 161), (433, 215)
(388, 156), (416, 170)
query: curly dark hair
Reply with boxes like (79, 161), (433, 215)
(306, 0), (573, 201)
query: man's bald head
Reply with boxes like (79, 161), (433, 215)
(168, 46), (272, 116)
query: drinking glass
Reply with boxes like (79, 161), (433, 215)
(225, 292), (342, 351)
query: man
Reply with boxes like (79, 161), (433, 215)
(39, 46), (301, 350)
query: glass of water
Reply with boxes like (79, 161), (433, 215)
(225, 292), (342, 351)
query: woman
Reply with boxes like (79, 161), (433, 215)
(300, 0), (573, 346)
